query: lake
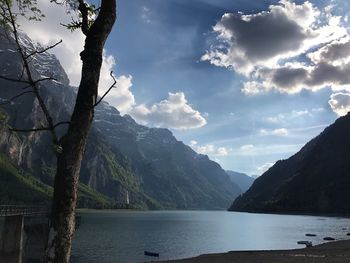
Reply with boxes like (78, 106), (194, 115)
(71, 210), (350, 263)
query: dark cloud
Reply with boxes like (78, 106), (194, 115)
(219, 11), (306, 60)
(202, 0), (349, 98)
(258, 62), (350, 93)
(201, 0), (330, 75)
(318, 41), (350, 61)
(269, 66), (308, 89)
(309, 39), (350, 63)
(307, 62), (350, 87)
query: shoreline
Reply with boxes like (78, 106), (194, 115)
(158, 239), (350, 263)
(229, 210), (350, 219)
(77, 208), (350, 218)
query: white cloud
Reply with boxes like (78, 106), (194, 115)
(190, 141), (231, 156)
(242, 81), (268, 95)
(257, 162), (275, 174)
(18, 0), (135, 114)
(273, 128), (289, 136)
(141, 6), (152, 23)
(291, 109), (309, 117)
(130, 92), (207, 129)
(239, 144), (255, 155)
(311, 107), (325, 112)
(18, 3), (205, 130)
(328, 92), (350, 116)
(18, 1), (84, 86)
(217, 147), (229, 156)
(189, 140), (198, 147)
(232, 143), (303, 157)
(263, 114), (286, 123)
(259, 128), (288, 136)
(98, 53), (135, 114)
(259, 129), (268, 136)
(202, 0), (350, 95)
(263, 108), (322, 125)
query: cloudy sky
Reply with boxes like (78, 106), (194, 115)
(19, 0), (350, 175)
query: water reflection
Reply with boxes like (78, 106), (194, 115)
(71, 210), (350, 263)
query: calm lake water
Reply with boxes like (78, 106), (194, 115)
(71, 210), (350, 263)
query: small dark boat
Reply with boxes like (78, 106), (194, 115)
(305, 233), (317, 237)
(144, 251), (159, 257)
(297, 241), (312, 247)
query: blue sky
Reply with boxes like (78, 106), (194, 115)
(21, 0), (350, 175)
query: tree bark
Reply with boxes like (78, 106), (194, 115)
(44, 1), (116, 262)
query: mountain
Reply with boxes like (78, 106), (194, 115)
(230, 113), (350, 214)
(0, 29), (241, 210)
(226, 170), (254, 192)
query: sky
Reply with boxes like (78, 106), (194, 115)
(18, 0), (350, 176)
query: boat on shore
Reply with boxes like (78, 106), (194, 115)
(144, 251), (159, 257)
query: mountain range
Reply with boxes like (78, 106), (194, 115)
(230, 113), (350, 214)
(0, 29), (241, 210)
(226, 170), (254, 192)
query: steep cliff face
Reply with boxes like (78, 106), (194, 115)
(0, 30), (142, 208)
(93, 106), (241, 209)
(0, 30), (241, 209)
(230, 113), (350, 214)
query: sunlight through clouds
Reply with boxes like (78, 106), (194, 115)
(202, 0), (350, 115)
(328, 92), (350, 116)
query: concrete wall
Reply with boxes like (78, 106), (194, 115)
(0, 215), (24, 263)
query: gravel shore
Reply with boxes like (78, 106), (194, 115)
(158, 239), (350, 263)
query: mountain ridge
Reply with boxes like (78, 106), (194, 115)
(230, 113), (350, 214)
(0, 29), (241, 210)
(226, 170), (255, 193)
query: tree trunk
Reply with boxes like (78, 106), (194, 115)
(44, 1), (116, 262)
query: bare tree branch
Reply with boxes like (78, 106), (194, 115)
(0, 74), (57, 85)
(10, 126), (52, 132)
(0, 75), (31, 84)
(94, 71), (117, 107)
(4, 1), (59, 144)
(25, 40), (63, 59)
(33, 76), (57, 84)
(52, 121), (70, 129)
(9, 121), (71, 133)
(0, 90), (34, 106)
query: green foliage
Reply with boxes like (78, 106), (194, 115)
(0, 0), (45, 27)
(61, 3), (97, 32)
(0, 153), (118, 208)
(77, 183), (115, 209)
(17, 0), (45, 21)
(0, 108), (8, 123)
(52, 143), (63, 154)
(0, 153), (52, 206)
